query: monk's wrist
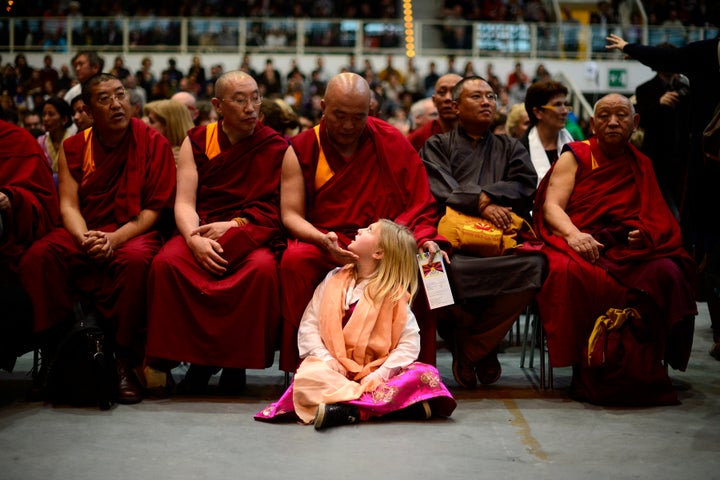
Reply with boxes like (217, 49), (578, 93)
(232, 217), (248, 227)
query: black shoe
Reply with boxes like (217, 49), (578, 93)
(176, 364), (219, 395)
(116, 357), (143, 404)
(710, 342), (720, 361)
(314, 403), (360, 430)
(475, 353), (502, 385)
(452, 355), (478, 389)
(384, 400), (432, 421)
(218, 368), (246, 395)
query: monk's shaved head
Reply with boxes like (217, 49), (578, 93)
(214, 71), (256, 98)
(594, 93), (635, 116)
(323, 72), (371, 108)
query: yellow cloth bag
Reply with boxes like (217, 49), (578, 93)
(438, 206), (534, 257)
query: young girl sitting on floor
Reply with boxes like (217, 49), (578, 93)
(255, 219), (456, 430)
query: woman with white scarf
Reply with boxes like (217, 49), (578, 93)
(518, 80), (575, 186)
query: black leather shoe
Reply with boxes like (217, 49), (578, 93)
(314, 403), (360, 430)
(176, 364), (219, 395)
(452, 355), (478, 389)
(710, 342), (720, 361)
(384, 400), (432, 421)
(116, 358), (143, 404)
(218, 368), (246, 395)
(476, 353), (502, 385)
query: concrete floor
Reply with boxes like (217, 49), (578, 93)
(1, 303), (718, 480)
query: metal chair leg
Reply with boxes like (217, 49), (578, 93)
(520, 306), (532, 367)
(528, 310), (537, 368)
(539, 319), (553, 390)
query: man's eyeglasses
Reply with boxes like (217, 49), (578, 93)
(466, 92), (498, 102)
(96, 90), (128, 106)
(540, 103), (573, 113)
(219, 96), (263, 107)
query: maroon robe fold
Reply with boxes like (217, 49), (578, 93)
(19, 118), (176, 353)
(406, 119), (443, 152)
(279, 116), (445, 371)
(534, 137), (697, 370)
(146, 121), (288, 369)
(0, 120), (59, 272)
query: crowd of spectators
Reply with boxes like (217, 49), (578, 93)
(0, 50), (590, 143)
(10, 0), (399, 18)
(442, 0), (717, 27)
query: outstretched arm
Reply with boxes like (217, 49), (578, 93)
(280, 147), (358, 264)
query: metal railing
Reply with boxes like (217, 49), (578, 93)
(1, 16), (717, 58)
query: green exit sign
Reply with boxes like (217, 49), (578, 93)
(608, 69), (628, 88)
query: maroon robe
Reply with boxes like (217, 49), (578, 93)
(146, 121), (288, 369)
(0, 120), (59, 273)
(535, 138), (697, 371)
(0, 121), (59, 367)
(19, 118), (176, 352)
(406, 119), (443, 152)
(279, 116), (445, 371)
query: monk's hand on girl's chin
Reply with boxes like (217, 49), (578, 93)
(329, 246), (359, 265)
(322, 232), (358, 264)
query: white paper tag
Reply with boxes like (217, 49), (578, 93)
(417, 251), (454, 310)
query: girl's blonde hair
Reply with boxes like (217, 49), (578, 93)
(364, 219), (419, 305)
(143, 99), (195, 147)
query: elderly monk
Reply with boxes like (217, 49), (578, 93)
(406, 73), (462, 151)
(535, 93), (696, 405)
(145, 71), (290, 395)
(0, 119), (59, 371)
(421, 76), (545, 389)
(20, 73), (176, 404)
(279, 72), (447, 373)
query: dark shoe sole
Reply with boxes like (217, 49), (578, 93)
(314, 403), (329, 430)
(452, 357), (478, 389)
(476, 355), (502, 385)
(710, 343), (720, 361)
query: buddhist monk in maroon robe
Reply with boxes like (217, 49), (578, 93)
(145, 71), (290, 395)
(535, 93), (696, 405)
(0, 119), (59, 371)
(20, 74), (176, 403)
(279, 72), (448, 373)
(406, 73), (461, 151)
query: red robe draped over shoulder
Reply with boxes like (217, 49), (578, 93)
(279, 116), (444, 371)
(0, 120), (59, 272)
(63, 118), (176, 229)
(407, 119), (443, 152)
(146, 121), (288, 369)
(534, 138), (697, 369)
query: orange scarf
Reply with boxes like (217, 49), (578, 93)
(318, 265), (408, 382)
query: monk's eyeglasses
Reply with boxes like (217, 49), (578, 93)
(96, 90), (128, 106)
(540, 103), (573, 113)
(219, 96), (263, 107)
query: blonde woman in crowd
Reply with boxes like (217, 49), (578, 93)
(505, 102), (531, 138)
(143, 99), (194, 163)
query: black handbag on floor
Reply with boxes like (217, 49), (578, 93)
(44, 303), (118, 410)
